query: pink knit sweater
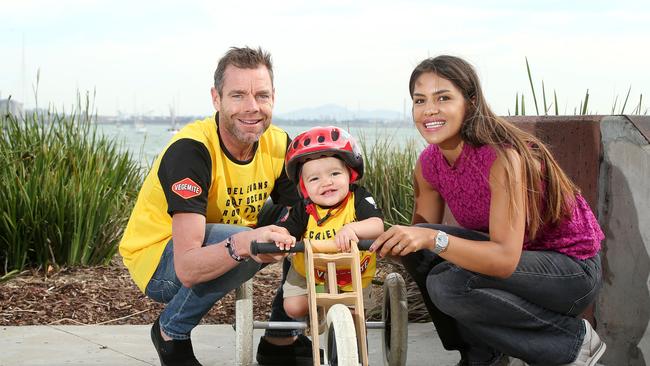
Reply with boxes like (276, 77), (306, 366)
(419, 143), (603, 259)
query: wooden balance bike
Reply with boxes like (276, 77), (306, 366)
(233, 239), (408, 366)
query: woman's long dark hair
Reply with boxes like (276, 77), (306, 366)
(410, 55), (579, 239)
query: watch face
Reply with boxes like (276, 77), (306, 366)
(435, 231), (448, 253)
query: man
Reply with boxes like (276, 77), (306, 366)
(119, 47), (315, 366)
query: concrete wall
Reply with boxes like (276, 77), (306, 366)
(597, 116), (650, 365)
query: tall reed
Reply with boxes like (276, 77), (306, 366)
(358, 132), (421, 227)
(0, 96), (143, 278)
(357, 131), (433, 321)
(511, 58), (646, 116)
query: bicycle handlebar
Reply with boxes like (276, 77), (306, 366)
(250, 239), (374, 255)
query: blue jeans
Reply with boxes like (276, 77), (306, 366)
(257, 201), (302, 338)
(145, 223), (262, 340)
(401, 224), (602, 365)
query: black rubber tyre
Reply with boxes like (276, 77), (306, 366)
(382, 273), (408, 366)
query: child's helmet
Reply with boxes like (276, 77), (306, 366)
(285, 126), (364, 197)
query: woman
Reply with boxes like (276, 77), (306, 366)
(370, 55), (605, 366)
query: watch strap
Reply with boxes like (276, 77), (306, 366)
(226, 236), (245, 262)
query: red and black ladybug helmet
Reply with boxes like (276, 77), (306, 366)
(285, 126), (363, 198)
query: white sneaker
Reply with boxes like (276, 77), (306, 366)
(457, 355), (529, 366)
(562, 319), (606, 366)
(507, 357), (528, 366)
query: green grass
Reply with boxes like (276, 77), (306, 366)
(0, 95), (143, 278)
(358, 132), (421, 227)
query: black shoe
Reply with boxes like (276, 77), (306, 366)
(256, 334), (324, 366)
(151, 316), (202, 366)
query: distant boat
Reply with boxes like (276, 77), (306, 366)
(113, 111), (126, 131)
(167, 105), (180, 134)
(116, 119), (124, 131)
(134, 116), (147, 134)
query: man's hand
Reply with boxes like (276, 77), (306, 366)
(232, 225), (295, 264)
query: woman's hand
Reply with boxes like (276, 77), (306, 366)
(370, 225), (436, 258)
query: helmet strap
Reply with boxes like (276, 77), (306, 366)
(299, 178), (309, 198)
(305, 191), (352, 226)
(349, 168), (359, 183)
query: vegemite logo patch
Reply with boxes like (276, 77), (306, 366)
(171, 178), (202, 199)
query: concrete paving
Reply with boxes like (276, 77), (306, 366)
(1, 323), (459, 366)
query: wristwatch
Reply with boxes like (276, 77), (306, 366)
(433, 230), (449, 255)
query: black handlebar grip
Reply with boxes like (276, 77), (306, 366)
(250, 239), (374, 255)
(356, 239), (374, 250)
(250, 241), (305, 255)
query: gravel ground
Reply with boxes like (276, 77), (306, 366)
(0, 256), (430, 326)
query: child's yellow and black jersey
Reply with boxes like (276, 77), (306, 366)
(279, 185), (383, 291)
(119, 114), (298, 292)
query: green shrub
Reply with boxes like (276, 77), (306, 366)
(0, 98), (143, 278)
(359, 132), (422, 227)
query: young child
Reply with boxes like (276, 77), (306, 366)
(277, 126), (384, 319)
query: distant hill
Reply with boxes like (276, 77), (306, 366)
(94, 103), (408, 126)
(276, 104), (403, 122)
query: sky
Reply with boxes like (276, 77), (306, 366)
(1, 0), (649, 118)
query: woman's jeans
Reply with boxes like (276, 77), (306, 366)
(401, 224), (602, 365)
(145, 223), (262, 340)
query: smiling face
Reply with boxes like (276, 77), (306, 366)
(211, 65), (274, 155)
(301, 156), (351, 207)
(412, 72), (468, 151)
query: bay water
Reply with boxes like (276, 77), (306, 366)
(97, 122), (425, 166)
